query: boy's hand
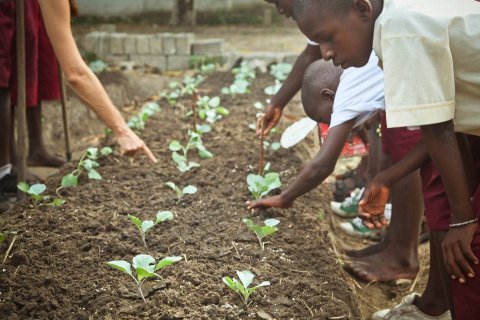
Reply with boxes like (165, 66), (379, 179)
(246, 194), (294, 210)
(115, 128), (158, 163)
(442, 223), (479, 284)
(257, 104), (282, 136)
(359, 182), (390, 229)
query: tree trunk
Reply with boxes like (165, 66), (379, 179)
(170, 0), (196, 26)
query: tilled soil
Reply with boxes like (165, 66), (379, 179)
(0, 71), (361, 319)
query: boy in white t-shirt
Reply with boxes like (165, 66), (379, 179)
(292, 0), (480, 318)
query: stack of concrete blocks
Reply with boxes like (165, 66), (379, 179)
(82, 32), (224, 71)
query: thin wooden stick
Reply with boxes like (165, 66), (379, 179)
(191, 91), (198, 132)
(3, 235), (17, 263)
(299, 298), (314, 317)
(258, 115), (265, 176)
(58, 66), (72, 161)
(15, 0), (27, 199)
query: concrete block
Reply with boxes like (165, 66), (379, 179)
(104, 55), (129, 65)
(130, 54), (167, 71)
(162, 33), (176, 55)
(96, 33), (111, 57)
(174, 33), (194, 55)
(191, 39), (224, 56)
(166, 55), (191, 71)
(124, 35), (137, 54)
(83, 31), (107, 53)
(109, 33), (126, 55)
(150, 35), (163, 54)
(136, 35), (151, 54)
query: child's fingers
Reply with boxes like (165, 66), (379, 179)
(459, 240), (479, 272)
(445, 245), (463, 281)
(453, 244), (474, 281)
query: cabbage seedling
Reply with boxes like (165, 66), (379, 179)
(223, 270), (270, 307)
(243, 218), (280, 250)
(194, 96), (229, 124)
(169, 131), (212, 172)
(128, 211), (174, 248)
(17, 182), (65, 207)
(246, 172), (281, 200)
(165, 182), (197, 201)
(128, 102), (161, 132)
(269, 63), (292, 81)
(107, 254), (182, 303)
(59, 146), (112, 190)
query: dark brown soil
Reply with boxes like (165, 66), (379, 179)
(0, 71), (361, 319)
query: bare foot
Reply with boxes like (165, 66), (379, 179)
(28, 152), (65, 168)
(344, 240), (389, 258)
(344, 247), (419, 282)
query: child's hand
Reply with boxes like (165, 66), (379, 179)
(257, 104), (282, 136)
(443, 223), (479, 284)
(246, 195), (293, 210)
(115, 128), (157, 163)
(359, 182), (390, 229)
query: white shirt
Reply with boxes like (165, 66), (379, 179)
(373, 0), (480, 135)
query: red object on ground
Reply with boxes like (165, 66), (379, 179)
(0, 0), (60, 107)
(318, 123), (368, 158)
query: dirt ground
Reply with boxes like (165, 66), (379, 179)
(0, 24), (431, 319)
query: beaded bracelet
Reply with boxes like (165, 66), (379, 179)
(449, 217), (479, 228)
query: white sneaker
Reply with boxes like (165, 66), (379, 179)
(372, 293), (452, 320)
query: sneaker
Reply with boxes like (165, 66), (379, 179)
(0, 173), (17, 195)
(0, 192), (11, 214)
(331, 188), (364, 218)
(372, 293), (452, 320)
(339, 217), (381, 240)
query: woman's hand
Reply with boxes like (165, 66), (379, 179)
(115, 128), (157, 163)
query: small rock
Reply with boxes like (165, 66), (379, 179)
(257, 310), (274, 320)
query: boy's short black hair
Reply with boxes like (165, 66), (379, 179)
(301, 60), (342, 112)
(293, 0), (352, 19)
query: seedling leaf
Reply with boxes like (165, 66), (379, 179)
(51, 199), (66, 206)
(136, 267), (158, 281)
(100, 146), (113, 156)
(17, 182), (29, 193)
(132, 254), (156, 271)
(107, 260), (132, 276)
(141, 220), (155, 233)
(264, 219), (280, 228)
(182, 185), (197, 195)
(237, 270), (254, 289)
(156, 211), (174, 223)
(169, 140), (182, 152)
(87, 169), (102, 180)
(30, 184), (46, 196)
(155, 256), (182, 270)
(128, 214), (142, 229)
(61, 174), (78, 188)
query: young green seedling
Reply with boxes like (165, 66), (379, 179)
(269, 63), (292, 81)
(17, 182), (65, 207)
(107, 254), (182, 303)
(128, 102), (161, 132)
(169, 131), (213, 172)
(128, 211), (174, 248)
(191, 96), (229, 124)
(243, 218), (280, 250)
(59, 146), (112, 191)
(165, 182), (197, 202)
(221, 62), (256, 96)
(246, 172), (281, 200)
(223, 270), (270, 307)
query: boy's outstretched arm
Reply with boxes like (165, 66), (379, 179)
(248, 120), (354, 209)
(421, 121), (479, 284)
(258, 44), (321, 136)
(359, 140), (430, 228)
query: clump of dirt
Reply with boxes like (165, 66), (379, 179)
(0, 71), (361, 319)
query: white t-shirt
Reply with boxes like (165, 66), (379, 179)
(373, 0), (480, 135)
(305, 39), (385, 129)
(330, 52), (385, 129)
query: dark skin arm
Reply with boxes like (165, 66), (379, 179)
(421, 121), (479, 284)
(359, 140), (430, 228)
(257, 44), (322, 136)
(247, 120), (354, 209)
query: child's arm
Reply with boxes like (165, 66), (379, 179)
(421, 121), (479, 283)
(247, 120), (354, 209)
(258, 44), (321, 136)
(359, 141), (430, 228)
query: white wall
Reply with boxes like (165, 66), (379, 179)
(78, 0), (265, 17)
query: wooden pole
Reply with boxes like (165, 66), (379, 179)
(58, 66), (72, 161)
(16, 0), (27, 199)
